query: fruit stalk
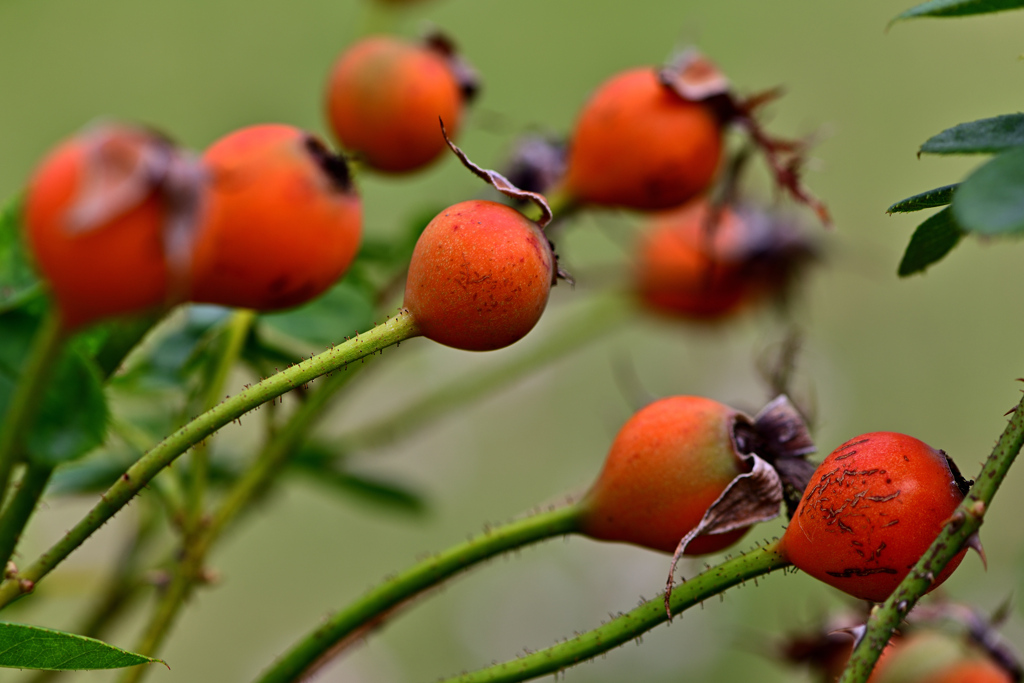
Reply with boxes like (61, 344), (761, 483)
(839, 385), (1024, 683)
(437, 541), (790, 683)
(255, 504), (585, 683)
(0, 309), (421, 611)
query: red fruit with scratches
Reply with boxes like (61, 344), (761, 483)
(563, 67), (723, 210)
(325, 35), (466, 173)
(578, 396), (751, 555)
(403, 199), (554, 351)
(780, 432), (968, 602)
(190, 124), (362, 311)
(24, 126), (177, 330)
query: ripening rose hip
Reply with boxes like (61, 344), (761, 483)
(578, 396), (752, 555)
(562, 67), (723, 210)
(636, 199), (815, 320)
(780, 432), (970, 602)
(189, 124), (362, 311)
(325, 35), (474, 173)
(868, 630), (1014, 683)
(24, 124), (199, 330)
(403, 199), (555, 351)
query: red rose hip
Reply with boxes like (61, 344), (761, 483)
(403, 199), (555, 351)
(325, 35), (475, 174)
(578, 396), (752, 555)
(780, 431), (970, 602)
(562, 66), (723, 211)
(189, 124), (362, 311)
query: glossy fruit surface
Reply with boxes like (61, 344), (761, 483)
(781, 432), (968, 602)
(325, 35), (465, 173)
(636, 199), (814, 320)
(562, 67), (722, 210)
(189, 124), (362, 311)
(24, 125), (181, 330)
(578, 395), (750, 555)
(403, 199), (554, 351)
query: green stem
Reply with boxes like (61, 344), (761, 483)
(122, 344), (373, 682)
(187, 310), (256, 529)
(0, 309), (66, 510)
(254, 503), (585, 683)
(0, 462), (53, 570)
(839, 385), (1024, 683)
(0, 309), (421, 610)
(438, 541), (789, 683)
(340, 293), (634, 452)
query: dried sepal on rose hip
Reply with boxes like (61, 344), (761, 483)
(188, 124), (362, 312)
(24, 122), (206, 330)
(561, 48), (828, 222)
(324, 30), (478, 174)
(779, 432), (980, 603)
(574, 394), (816, 615)
(402, 124), (569, 351)
(635, 198), (817, 321)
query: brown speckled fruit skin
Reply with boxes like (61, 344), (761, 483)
(190, 124), (362, 312)
(403, 199), (554, 351)
(579, 396), (750, 555)
(325, 36), (463, 174)
(563, 67), (722, 210)
(781, 432), (967, 602)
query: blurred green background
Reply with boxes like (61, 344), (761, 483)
(3, 0), (1024, 681)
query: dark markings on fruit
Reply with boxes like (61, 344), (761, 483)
(881, 519), (899, 528)
(834, 450), (857, 461)
(836, 518), (853, 533)
(836, 438), (870, 453)
(856, 469), (881, 477)
(826, 567), (898, 578)
(866, 491), (899, 503)
(874, 542), (886, 559)
(304, 135), (353, 192)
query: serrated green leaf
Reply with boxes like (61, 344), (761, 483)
(27, 347), (109, 467)
(260, 278), (376, 348)
(952, 145), (1024, 235)
(898, 208), (964, 276)
(0, 194), (42, 311)
(0, 622), (165, 671)
(920, 114), (1024, 155)
(887, 184), (958, 213)
(892, 0), (1024, 23)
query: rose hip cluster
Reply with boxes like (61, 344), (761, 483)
(25, 122), (362, 330)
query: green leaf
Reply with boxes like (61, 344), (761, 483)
(898, 208), (965, 277)
(0, 194), (42, 312)
(920, 114), (1024, 155)
(0, 308), (39, 423)
(952, 144), (1024, 235)
(0, 622), (165, 671)
(260, 278), (376, 348)
(892, 0), (1024, 23)
(887, 184), (958, 213)
(27, 345), (109, 467)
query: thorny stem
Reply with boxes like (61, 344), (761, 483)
(436, 541), (790, 683)
(0, 310), (421, 611)
(340, 293), (634, 452)
(29, 505), (159, 683)
(254, 504), (585, 683)
(123, 342), (373, 681)
(187, 309), (256, 531)
(838, 385), (1024, 683)
(0, 309), (66, 511)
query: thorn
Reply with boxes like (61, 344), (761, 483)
(966, 532), (987, 570)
